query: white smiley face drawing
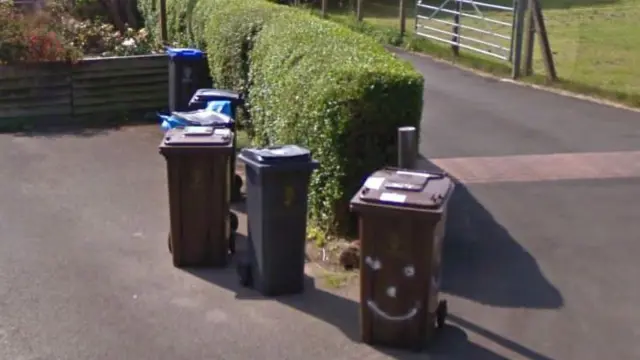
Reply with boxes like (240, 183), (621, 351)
(364, 256), (421, 322)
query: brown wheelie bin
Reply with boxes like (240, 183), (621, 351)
(350, 167), (454, 351)
(159, 126), (235, 268)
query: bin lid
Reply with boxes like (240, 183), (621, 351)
(240, 145), (311, 164)
(166, 47), (204, 59)
(162, 126), (232, 146)
(356, 168), (453, 210)
(171, 109), (234, 127)
(191, 88), (242, 102)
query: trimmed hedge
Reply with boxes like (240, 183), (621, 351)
(139, 0), (424, 234)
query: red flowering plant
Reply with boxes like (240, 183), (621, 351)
(24, 30), (80, 63)
(0, 2), (82, 65)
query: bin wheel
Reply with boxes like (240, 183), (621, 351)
(237, 262), (253, 287)
(168, 232), (172, 253)
(231, 174), (243, 202)
(436, 300), (448, 329)
(228, 232), (236, 255)
(230, 211), (239, 232)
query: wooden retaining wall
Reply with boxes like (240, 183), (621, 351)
(0, 54), (168, 131)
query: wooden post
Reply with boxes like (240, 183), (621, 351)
(530, 0), (557, 81)
(356, 0), (363, 21)
(159, 0), (168, 44)
(507, 0), (517, 62)
(399, 0), (406, 37)
(451, 0), (461, 55)
(523, 5), (535, 76)
(510, 0), (525, 79)
(321, 0), (327, 17)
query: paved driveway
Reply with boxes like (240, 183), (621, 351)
(0, 126), (386, 360)
(393, 49), (640, 360)
(1, 51), (639, 360)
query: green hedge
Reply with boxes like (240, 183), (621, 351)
(139, 0), (424, 234)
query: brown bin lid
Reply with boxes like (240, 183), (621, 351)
(162, 126), (232, 146)
(356, 168), (453, 210)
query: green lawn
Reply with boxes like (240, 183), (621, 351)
(319, 0), (640, 107)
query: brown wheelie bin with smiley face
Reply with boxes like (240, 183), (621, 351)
(350, 167), (454, 351)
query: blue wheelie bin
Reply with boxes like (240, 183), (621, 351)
(166, 47), (212, 112)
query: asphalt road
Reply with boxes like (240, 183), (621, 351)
(1, 51), (639, 360)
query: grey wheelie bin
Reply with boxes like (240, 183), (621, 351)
(167, 47), (212, 112)
(350, 168), (455, 351)
(236, 145), (319, 296)
(160, 126), (235, 268)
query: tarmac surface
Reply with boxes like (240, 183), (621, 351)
(1, 51), (639, 360)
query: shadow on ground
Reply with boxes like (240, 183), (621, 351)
(417, 155), (563, 309)
(186, 261), (527, 360)
(182, 152), (561, 358)
(8, 120), (156, 139)
(184, 201), (561, 360)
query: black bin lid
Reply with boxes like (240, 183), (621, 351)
(191, 88), (242, 102)
(240, 145), (311, 164)
(163, 126), (232, 146)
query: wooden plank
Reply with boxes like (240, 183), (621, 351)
(0, 76), (71, 90)
(530, 0), (557, 81)
(73, 55), (167, 73)
(73, 94), (166, 109)
(73, 62), (166, 76)
(73, 91), (167, 107)
(73, 89), (166, 101)
(73, 86), (166, 101)
(80, 54), (167, 62)
(73, 102), (164, 115)
(0, 96), (71, 110)
(0, 55), (172, 124)
(0, 104), (72, 118)
(0, 63), (71, 80)
(0, 87), (71, 101)
(72, 67), (167, 81)
(523, 7), (535, 76)
(72, 74), (168, 89)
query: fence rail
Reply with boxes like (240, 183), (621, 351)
(415, 0), (516, 61)
(0, 54), (168, 130)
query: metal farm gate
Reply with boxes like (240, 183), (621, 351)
(414, 0), (557, 80)
(415, 0), (516, 61)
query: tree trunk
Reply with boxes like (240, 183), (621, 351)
(99, 0), (127, 32)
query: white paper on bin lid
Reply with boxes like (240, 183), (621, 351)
(379, 192), (407, 204)
(395, 170), (441, 178)
(184, 126), (214, 135)
(363, 177), (384, 190)
(214, 128), (232, 136)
